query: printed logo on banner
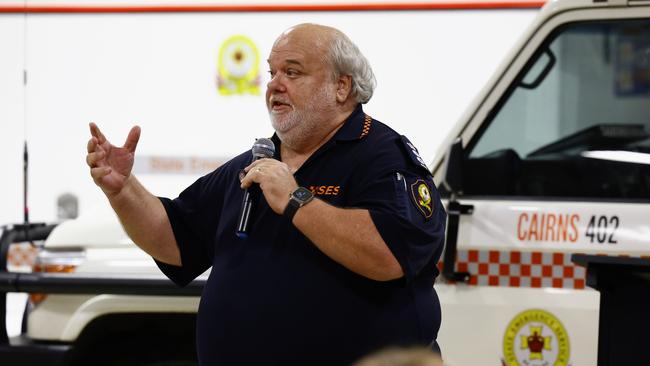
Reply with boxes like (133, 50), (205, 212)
(502, 309), (570, 366)
(217, 35), (261, 95)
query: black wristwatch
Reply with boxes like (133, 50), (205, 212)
(283, 187), (314, 221)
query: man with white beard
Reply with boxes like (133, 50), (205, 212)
(86, 23), (446, 366)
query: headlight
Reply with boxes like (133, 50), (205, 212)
(29, 247), (85, 306)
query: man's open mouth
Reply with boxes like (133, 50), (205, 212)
(273, 101), (289, 106)
(270, 99), (292, 110)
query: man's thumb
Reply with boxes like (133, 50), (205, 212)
(124, 125), (141, 152)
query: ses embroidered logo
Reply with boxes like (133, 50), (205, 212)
(410, 179), (433, 219)
(217, 35), (261, 96)
(308, 185), (340, 196)
(502, 309), (570, 366)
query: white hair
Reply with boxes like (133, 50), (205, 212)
(327, 31), (377, 104)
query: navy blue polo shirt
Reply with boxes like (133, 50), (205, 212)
(156, 105), (446, 366)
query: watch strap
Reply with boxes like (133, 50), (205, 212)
(283, 187), (314, 222)
(283, 197), (302, 222)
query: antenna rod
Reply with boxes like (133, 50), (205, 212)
(23, 141), (29, 224)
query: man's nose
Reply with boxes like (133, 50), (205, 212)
(267, 73), (287, 92)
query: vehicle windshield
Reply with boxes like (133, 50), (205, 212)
(464, 19), (650, 199)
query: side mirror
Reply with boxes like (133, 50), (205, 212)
(441, 138), (463, 197)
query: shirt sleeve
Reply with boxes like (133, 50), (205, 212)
(154, 163), (232, 286)
(347, 137), (447, 282)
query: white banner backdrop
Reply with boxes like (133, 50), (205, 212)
(0, 3), (537, 223)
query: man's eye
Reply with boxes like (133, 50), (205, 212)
(286, 69), (299, 77)
(268, 70), (275, 77)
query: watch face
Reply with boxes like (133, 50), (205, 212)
(293, 187), (313, 202)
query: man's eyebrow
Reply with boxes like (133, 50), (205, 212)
(266, 59), (303, 67)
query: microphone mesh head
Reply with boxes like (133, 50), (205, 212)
(252, 138), (276, 159)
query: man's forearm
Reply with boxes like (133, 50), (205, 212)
(107, 175), (181, 266)
(292, 199), (403, 281)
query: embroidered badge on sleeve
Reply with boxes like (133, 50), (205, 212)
(410, 179), (434, 219)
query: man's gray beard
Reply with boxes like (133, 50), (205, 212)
(270, 85), (337, 146)
(270, 107), (307, 137)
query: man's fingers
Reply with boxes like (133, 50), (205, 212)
(243, 161), (259, 172)
(241, 159), (266, 187)
(89, 122), (107, 145)
(123, 125), (141, 152)
(240, 166), (265, 189)
(90, 166), (111, 181)
(86, 151), (105, 167)
(243, 158), (274, 172)
(240, 170), (255, 189)
(87, 137), (97, 153)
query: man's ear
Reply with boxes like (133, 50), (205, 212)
(336, 75), (352, 103)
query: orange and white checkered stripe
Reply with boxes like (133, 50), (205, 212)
(439, 250), (587, 289)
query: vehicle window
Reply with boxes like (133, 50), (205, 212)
(465, 19), (650, 199)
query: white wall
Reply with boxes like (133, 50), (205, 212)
(0, 14), (25, 225)
(0, 4), (537, 224)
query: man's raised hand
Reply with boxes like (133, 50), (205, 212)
(86, 123), (141, 196)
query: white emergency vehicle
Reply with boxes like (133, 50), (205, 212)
(431, 0), (650, 364)
(2, 0), (649, 365)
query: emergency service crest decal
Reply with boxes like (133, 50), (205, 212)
(502, 309), (570, 366)
(217, 35), (261, 95)
(410, 179), (433, 219)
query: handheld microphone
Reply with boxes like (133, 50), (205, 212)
(236, 138), (276, 239)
